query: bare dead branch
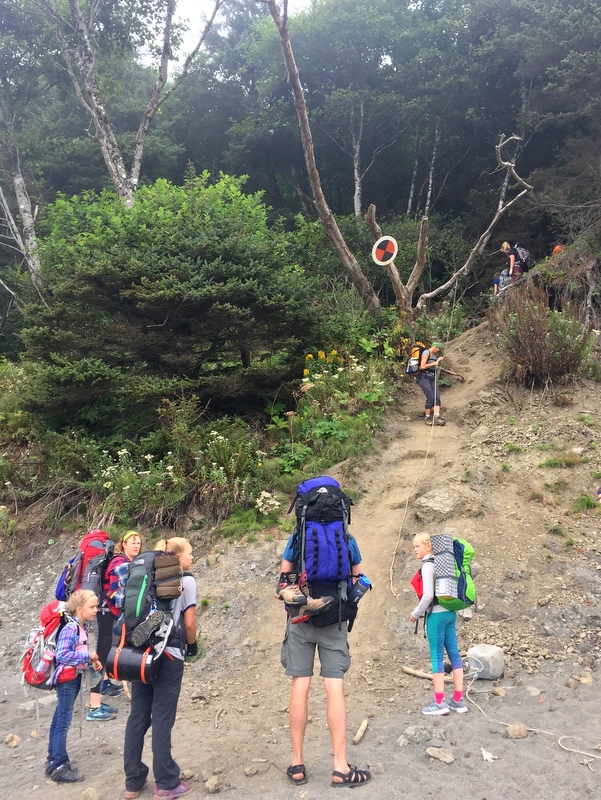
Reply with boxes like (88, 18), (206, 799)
(415, 134), (534, 310)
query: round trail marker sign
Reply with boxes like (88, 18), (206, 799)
(372, 236), (398, 265)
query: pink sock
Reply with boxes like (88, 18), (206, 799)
(435, 692), (445, 704)
(453, 691), (463, 702)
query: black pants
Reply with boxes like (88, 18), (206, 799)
(92, 606), (115, 693)
(123, 653), (184, 792)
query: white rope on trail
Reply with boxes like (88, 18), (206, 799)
(388, 284), (458, 600)
(391, 300), (601, 768)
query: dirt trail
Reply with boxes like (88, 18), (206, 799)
(1, 324), (601, 800)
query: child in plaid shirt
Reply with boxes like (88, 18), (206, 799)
(46, 589), (102, 782)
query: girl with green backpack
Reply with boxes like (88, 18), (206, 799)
(410, 533), (467, 716)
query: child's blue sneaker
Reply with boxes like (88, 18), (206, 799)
(421, 699), (450, 716)
(448, 697), (468, 713)
(86, 705), (117, 721)
(100, 701), (118, 714)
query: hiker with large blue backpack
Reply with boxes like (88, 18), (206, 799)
(276, 476), (372, 788)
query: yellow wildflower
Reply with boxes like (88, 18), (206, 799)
(318, 350), (325, 359)
(303, 368), (310, 376)
(305, 353), (313, 360)
(330, 349), (338, 356)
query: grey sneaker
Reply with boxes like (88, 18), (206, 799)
(51, 763), (84, 782)
(131, 610), (165, 647)
(448, 697), (468, 713)
(425, 416), (433, 425)
(421, 699), (450, 716)
(433, 416), (446, 426)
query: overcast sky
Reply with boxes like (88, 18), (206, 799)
(174, 0), (311, 51)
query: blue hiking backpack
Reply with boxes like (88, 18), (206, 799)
(288, 476), (356, 628)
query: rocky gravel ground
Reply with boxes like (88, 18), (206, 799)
(1, 323), (601, 799)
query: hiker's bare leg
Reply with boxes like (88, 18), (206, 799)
(434, 404), (441, 416)
(452, 667), (464, 694)
(89, 690), (101, 709)
(323, 677), (349, 774)
(433, 672), (445, 696)
(289, 676), (311, 773)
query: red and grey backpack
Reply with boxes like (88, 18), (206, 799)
(21, 601), (72, 690)
(55, 529), (114, 601)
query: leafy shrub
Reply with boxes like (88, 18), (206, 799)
(571, 495), (598, 513)
(539, 452), (588, 468)
(492, 283), (595, 385)
(547, 523), (565, 536)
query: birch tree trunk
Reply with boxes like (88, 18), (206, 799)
(261, 0), (381, 316)
(36, 0), (223, 207)
(352, 99), (364, 217)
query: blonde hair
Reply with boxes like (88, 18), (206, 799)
(114, 530), (141, 554)
(155, 537), (190, 556)
(501, 241), (510, 253)
(66, 589), (97, 616)
(413, 532), (432, 551)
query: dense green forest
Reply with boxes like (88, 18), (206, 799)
(0, 0), (599, 536)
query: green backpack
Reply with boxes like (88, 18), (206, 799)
(430, 534), (476, 612)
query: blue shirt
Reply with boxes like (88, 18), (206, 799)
(282, 533), (362, 566)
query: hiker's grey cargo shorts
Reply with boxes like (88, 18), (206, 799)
(280, 619), (350, 679)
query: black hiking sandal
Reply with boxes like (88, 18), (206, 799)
(331, 765), (372, 788)
(131, 610), (166, 648)
(51, 763), (83, 783)
(287, 764), (308, 785)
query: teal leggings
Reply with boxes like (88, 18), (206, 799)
(426, 610), (462, 674)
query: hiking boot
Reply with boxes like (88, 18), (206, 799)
(433, 416), (446, 426)
(131, 610), (166, 647)
(448, 697), (468, 713)
(421, 699), (450, 716)
(153, 781), (194, 799)
(275, 572), (308, 605)
(424, 416), (433, 425)
(289, 594), (336, 624)
(101, 679), (123, 697)
(51, 763), (84, 782)
(86, 705), (117, 721)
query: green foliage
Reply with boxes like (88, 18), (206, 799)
(571, 495), (598, 513)
(547, 523), (566, 536)
(22, 174), (321, 431)
(219, 507), (272, 539)
(492, 284), (596, 385)
(539, 452), (588, 468)
(576, 414), (596, 427)
(504, 442), (522, 453)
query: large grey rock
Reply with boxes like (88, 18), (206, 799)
(413, 488), (462, 523)
(467, 643), (504, 679)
